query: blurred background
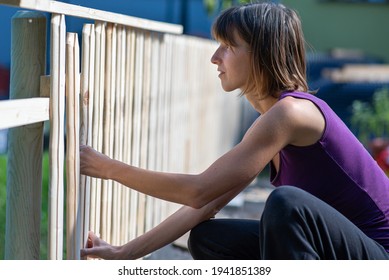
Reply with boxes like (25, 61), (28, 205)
(1, 0), (389, 259)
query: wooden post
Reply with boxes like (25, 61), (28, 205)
(5, 11), (46, 260)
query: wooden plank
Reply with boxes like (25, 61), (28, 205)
(0, 0), (183, 34)
(141, 31), (153, 233)
(40, 75), (50, 98)
(100, 22), (115, 243)
(133, 30), (146, 238)
(88, 27), (99, 235)
(0, 98), (49, 129)
(90, 21), (106, 236)
(154, 34), (168, 227)
(161, 34), (173, 221)
(79, 23), (94, 249)
(65, 32), (81, 260)
(147, 33), (161, 229)
(112, 25), (126, 246)
(48, 13), (66, 260)
(122, 27), (136, 242)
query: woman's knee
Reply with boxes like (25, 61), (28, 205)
(187, 220), (214, 259)
(188, 219), (261, 260)
(265, 186), (302, 211)
(261, 186), (309, 225)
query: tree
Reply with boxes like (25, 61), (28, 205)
(351, 87), (389, 146)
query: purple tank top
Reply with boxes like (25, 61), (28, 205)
(270, 91), (389, 252)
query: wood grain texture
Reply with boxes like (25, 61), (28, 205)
(65, 32), (81, 260)
(48, 13), (66, 260)
(5, 11), (46, 259)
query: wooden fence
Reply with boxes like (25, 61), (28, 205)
(0, 0), (243, 260)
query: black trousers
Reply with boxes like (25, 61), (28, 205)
(188, 186), (389, 260)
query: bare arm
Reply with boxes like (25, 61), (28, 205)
(80, 96), (324, 209)
(80, 112), (284, 208)
(81, 181), (247, 260)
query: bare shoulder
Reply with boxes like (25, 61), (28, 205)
(272, 96), (321, 118)
(265, 96), (325, 146)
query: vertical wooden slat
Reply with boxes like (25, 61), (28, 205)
(132, 30), (144, 237)
(154, 33), (167, 227)
(82, 23), (96, 246)
(147, 32), (161, 229)
(90, 21), (106, 236)
(100, 22), (115, 243)
(141, 31), (152, 233)
(96, 22), (107, 237)
(130, 31), (143, 238)
(112, 25), (126, 246)
(161, 34), (173, 220)
(65, 32), (80, 260)
(89, 23), (99, 235)
(122, 27), (136, 242)
(154, 33), (167, 228)
(80, 23), (95, 248)
(48, 13), (66, 260)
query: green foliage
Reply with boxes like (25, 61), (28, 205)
(0, 152), (49, 260)
(40, 152), (50, 259)
(351, 87), (389, 145)
(0, 154), (6, 260)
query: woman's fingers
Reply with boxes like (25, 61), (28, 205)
(79, 145), (110, 179)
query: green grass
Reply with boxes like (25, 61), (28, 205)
(0, 154), (6, 260)
(0, 152), (50, 260)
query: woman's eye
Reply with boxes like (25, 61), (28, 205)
(216, 42), (233, 53)
(221, 44), (231, 51)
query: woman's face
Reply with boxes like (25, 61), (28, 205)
(211, 30), (251, 92)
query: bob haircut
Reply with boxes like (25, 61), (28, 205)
(212, 2), (309, 98)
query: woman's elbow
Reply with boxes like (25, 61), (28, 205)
(188, 199), (207, 209)
(183, 185), (210, 209)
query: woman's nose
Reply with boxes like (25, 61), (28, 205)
(211, 50), (220, 65)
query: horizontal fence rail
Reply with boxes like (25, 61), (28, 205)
(0, 0), (183, 34)
(0, 0), (243, 260)
(0, 98), (49, 129)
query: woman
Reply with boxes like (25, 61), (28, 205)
(80, 2), (389, 259)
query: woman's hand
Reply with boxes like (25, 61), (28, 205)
(80, 145), (112, 179)
(80, 231), (125, 260)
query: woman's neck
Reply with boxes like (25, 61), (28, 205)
(245, 92), (279, 114)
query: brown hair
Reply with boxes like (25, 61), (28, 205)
(212, 2), (309, 98)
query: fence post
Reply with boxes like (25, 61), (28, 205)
(5, 11), (47, 260)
